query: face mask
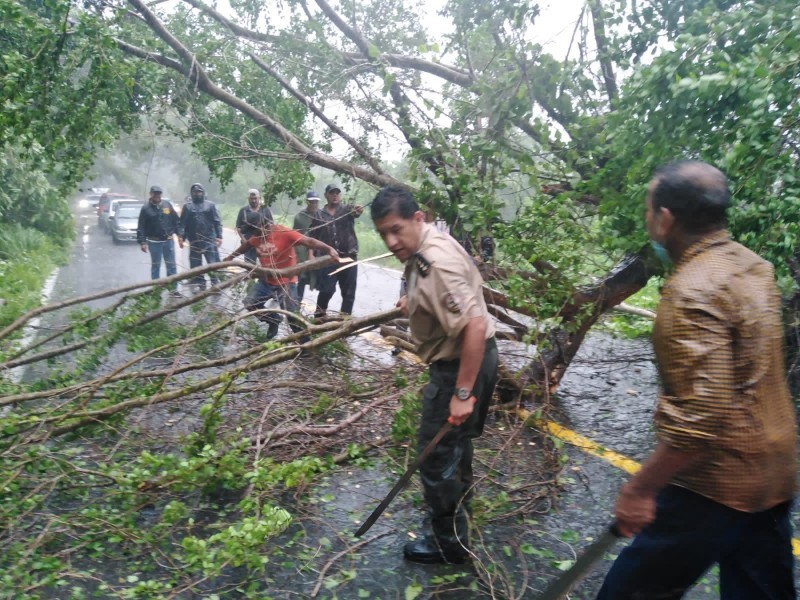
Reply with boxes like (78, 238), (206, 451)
(191, 193), (204, 203)
(650, 240), (671, 266)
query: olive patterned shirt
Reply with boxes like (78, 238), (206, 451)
(653, 230), (797, 512)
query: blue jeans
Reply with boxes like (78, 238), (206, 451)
(188, 239), (221, 288)
(597, 485), (796, 600)
(244, 280), (307, 341)
(147, 239), (177, 286)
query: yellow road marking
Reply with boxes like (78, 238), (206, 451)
(356, 333), (800, 557)
(517, 408), (800, 557)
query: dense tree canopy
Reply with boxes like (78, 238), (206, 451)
(5, 0), (799, 278)
(0, 0), (144, 237)
(3, 1), (800, 597)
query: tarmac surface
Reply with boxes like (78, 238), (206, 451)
(32, 206), (800, 598)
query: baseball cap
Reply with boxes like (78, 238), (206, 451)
(190, 183), (205, 192)
(149, 185), (163, 193)
(306, 191), (321, 202)
(325, 183), (341, 193)
(247, 188), (260, 196)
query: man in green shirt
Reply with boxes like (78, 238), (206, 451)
(293, 191), (321, 302)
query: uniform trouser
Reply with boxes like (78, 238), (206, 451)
(418, 337), (498, 549)
(597, 485), (796, 600)
(147, 239), (176, 286)
(188, 239), (221, 288)
(244, 281), (307, 340)
(315, 262), (357, 315)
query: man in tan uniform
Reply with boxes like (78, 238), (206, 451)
(371, 186), (498, 564)
(597, 161), (797, 599)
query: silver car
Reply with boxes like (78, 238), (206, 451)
(109, 201), (144, 243)
(100, 197), (139, 233)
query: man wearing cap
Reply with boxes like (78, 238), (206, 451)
(236, 189), (274, 264)
(137, 186), (183, 292)
(179, 183), (224, 290)
(224, 213), (338, 340)
(310, 183), (363, 316)
(293, 191), (322, 302)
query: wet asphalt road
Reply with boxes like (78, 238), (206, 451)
(45, 207), (799, 598)
(63, 207), (403, 315)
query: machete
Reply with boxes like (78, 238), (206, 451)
(329, 252), (394, 275)
(534, 523), (620, 600)
(355, 421), (453, 537)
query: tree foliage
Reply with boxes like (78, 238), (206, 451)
(593, 1), (800, 281)
(4, 0), (800, 596)
(0, 0), (142, 236)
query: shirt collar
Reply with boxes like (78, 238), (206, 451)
(674, 229), (730, 270)
(416, 223), (434, 253)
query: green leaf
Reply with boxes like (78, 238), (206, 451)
(405, 582), (423, 600)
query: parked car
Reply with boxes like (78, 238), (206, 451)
(79, 193), (104, 210)
(109, 202), (144, 244)
(98, 194), (138, 232)
(78, 187), (109, 210)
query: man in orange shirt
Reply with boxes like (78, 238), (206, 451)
(224, 213), (338, 340)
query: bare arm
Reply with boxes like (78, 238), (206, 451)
(614, 442), (697, 537)
(223, 241), (249, 261)
(300, 234), (338, 260)
(448, 316), (487, 426)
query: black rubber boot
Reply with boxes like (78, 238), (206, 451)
(288, 319), (311, 345)
(404, 512), (470, 564)
(265, 321), (279, 340)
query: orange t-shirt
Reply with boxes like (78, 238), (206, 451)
(247, 225), (304, 285)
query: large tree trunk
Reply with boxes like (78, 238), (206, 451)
(491, 250), (658, 402)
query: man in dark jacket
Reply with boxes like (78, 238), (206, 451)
(137, 185), (183, 292)
(235, 188), (274, 264)
(310, 183), (363, 316)
(179, 183), (223, 290)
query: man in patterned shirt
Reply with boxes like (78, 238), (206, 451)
(597, 161), (797, 599)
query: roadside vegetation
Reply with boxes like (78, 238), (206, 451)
(0, 225), (68, 330)
(2, 0), (800, 596)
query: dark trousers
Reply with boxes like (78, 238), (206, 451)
(297, 273), (311, 303)
(315, 262), (357, 315)
(188, 239), (221, 288)
(418, 338), (498, 542)
(597, 485), (796, 600)
(242, 234), (257, 264)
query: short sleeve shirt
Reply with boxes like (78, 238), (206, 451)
(247, 225), (303, 286)
(405, 224), (495, 362)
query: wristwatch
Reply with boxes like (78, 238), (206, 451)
(454, 387), (472, 401)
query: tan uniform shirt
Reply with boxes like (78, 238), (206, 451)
(405, 224), (495, 363)
(653, 230), (797, 512)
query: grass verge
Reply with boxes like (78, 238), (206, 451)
(0, 223), (68, 329)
